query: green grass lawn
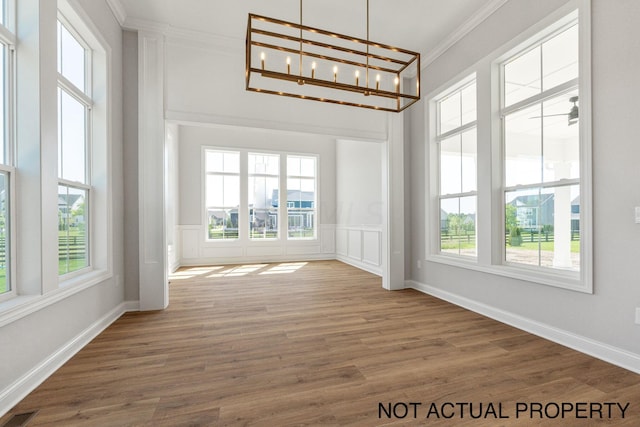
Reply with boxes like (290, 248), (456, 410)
(440, 234), (580, 253)
(0, 267), (6, 294)
(59, 258), (89, 275)
(509, 239), (580, 253)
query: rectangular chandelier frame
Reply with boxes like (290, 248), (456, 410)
(246, 13), (421, 113)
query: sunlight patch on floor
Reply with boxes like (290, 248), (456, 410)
(259, 262), (308, 275)
(206, 264), (269, 278)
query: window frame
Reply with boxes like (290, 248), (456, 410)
(57, 13), (93, 280)
(201, 148), (321, 246)
(203, 148), (242, 242)
(248, 152), (280, 241)
(0, 0), (14, 302)
(286, 154), (318, 241)
(425, 0), (592, 293)
(434, 76), (478, 259)
(498, 10), (591, 291)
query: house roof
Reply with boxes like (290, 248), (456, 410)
(58, 194), (84, 207)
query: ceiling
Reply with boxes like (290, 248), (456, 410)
(113, 0), (504, 61)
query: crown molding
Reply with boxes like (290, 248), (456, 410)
(422, 0), (510, 67)
(105, 0), (126, 26)
(116, 1), (509, 69)
(122, 16), (239, 54)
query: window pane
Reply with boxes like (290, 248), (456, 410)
(206, 175), (239, 208)
(205, 150), (239, 173)
(505, 103), (542, 187)
(207, 209), (238, 240)
(223, 152), (240, 173)
(0, 44), (5, 165)
(542, 91), (580, 183)
(287, 156), (316, 239)
(440, 135), (461, 196)
(504, 46), (541, 107)
(58, 185), (88, 275)
(300, 157), (315, 177)
(543, 25), (579, 91)
(249, 153), (279, 175)
(0, 172), (8, 294)
(439, 91), (461, 134)
(505, 186), (579, 271)
(249, 208), (278, 239)
(249, 176), (279, 239)
(461, 82), (477, 126)
(205, 151), (223, 173)
(440, 196), (476, 257)
(461, 129), (477, 193)
(58, 21), (86, 93)
(287, 156), (301, 176)
(58, 88), (86, 183)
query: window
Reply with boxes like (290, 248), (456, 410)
(436, 79), (477, 257)
(287, 156), (316, 239)
(205, 149), (240, 240)
(501, 22), (580, 272)
(427, 4), (590, 292)
(0, 0), (13, 299)
(57, 17), (91, 276)
(248, 153), (279, 239)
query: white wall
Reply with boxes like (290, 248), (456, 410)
(0, 0), (126, 414)
(165, 39), (389, 142)
(166, 123), (180, 272)
(123, 29), (139, 301)
(177, 124), (337, 265)
(336, 140), (384, 275)
(408, 0), (640, 370)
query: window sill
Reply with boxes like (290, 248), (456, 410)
(425, 254), (589, 294)
(0, 269), (111, 328)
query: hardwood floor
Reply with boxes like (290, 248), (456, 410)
(3, 260), (639, 426)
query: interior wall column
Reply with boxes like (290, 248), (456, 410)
(382, 113), (405, 290)
(138, 30), (168, 310)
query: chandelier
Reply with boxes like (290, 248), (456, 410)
(245, 0), (421, 112)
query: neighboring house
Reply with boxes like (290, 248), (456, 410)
(271, 189), (315, 230)
(507, 194), (580, 233)
(58, 193), (85, 228)
(439, 208), (476, 234)
(207, 209), (238, 228)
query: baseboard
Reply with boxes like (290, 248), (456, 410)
(0, 300), (140, 417)
(406, 280), (640, 375)
(336, 255), (382, 277)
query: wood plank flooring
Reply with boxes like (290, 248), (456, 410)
(2, 260), (639, 426)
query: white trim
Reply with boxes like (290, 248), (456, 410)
(105, 0), (126, 27)
(335, 225), (383, 276)
(0, 300), (140, 417)
(422, 0), (509, 67)
(165, 110), (388, 143)
(336, 255), (382, 277)
(0, 23), (15, 45)
(407, 279), (640, 375)
(424, 254), (585, 293)
(0, 269), (111, 328)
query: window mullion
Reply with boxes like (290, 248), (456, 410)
(437, 121), (477, 142)
(58, 73), (92, 107)
(501, 78), (578, 117)
(0, 24), (14, 46)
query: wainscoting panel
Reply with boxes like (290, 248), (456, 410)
(246, 246), (284, 258)
(347, 230), (362, 260)
(362, 231), (381, 267)
(336, 226), (383, 276)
